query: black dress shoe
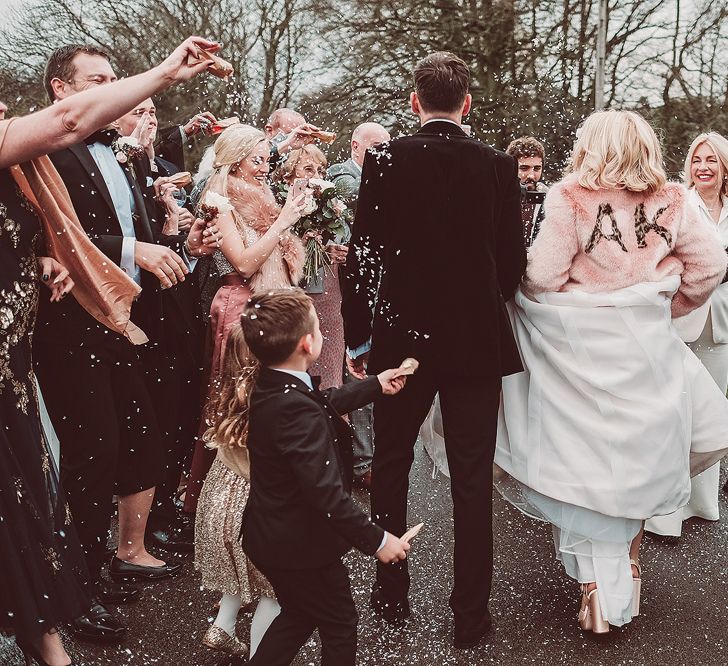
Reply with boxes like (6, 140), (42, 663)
(146, 526), (194, 552)
(370, 587), (410, 624)
(71, 600), (126, 643)
(109, 556), (183, 582)
(97, 579), (142, 604)
(453, 611), (493, 649)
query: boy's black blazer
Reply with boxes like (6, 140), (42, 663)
(242, 367), (385, 570)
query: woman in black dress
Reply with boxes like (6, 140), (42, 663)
(0, 36), (220, 666)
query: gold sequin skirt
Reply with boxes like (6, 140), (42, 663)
(194, 456), (274, 599)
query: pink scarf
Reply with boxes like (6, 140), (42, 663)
(1, 118), (147, 344)
(227, 179), (304, 287)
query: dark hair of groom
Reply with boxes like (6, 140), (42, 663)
(43, 44), (111, 102)
(413, 52), (470, 114)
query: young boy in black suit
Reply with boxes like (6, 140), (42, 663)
(241, 288), (411, 666)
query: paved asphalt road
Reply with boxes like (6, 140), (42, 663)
(2, 444), (727, 666)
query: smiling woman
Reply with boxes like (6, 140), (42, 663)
(183, 123), (306, 517)
(647, 131), (728, 538)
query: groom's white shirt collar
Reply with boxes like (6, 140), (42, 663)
(422, 118), (462, 128)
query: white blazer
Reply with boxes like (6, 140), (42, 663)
(673, 188), (728, 343)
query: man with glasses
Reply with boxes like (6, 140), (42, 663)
(34, 44), (211, 643)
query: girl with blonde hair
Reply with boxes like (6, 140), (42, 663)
(647, 131), (728, 537)
(195, 324), (280, 658)
(493, 110), (728, 632)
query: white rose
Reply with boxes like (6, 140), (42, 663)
(203, 191), (234, 214)
(330, 197), (347, 217)
(309, 178), (335, 191)
(302, 194), (318, 216)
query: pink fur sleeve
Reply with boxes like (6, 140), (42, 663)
(524, 182), (579, 294)
(671, 197), (727, 318)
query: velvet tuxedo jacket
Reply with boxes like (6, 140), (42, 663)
(341, 121), (527, 378)
(36, 143), (186, 349)
(242, 368), (385, 570)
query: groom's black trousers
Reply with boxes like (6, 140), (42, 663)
(371, 366), (501, 630)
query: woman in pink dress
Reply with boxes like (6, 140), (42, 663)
(184, 124), (304, 513)
(273, 144), (349, 389)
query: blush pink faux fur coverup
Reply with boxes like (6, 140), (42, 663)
(525, 174), (727, 317)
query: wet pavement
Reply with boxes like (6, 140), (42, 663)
(2, 444), (727, 665)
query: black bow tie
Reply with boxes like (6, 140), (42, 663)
(311, 375), (322, 391)
(84, 128), (119, 147)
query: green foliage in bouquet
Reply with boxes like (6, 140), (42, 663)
(273, 179), (352, 284)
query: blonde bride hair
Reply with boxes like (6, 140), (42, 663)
(683, 132), (728, 198)
(203, 123), (268, 198)
(567, 110), (667, 193)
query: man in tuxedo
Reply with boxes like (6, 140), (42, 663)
(115, 97), (207, 552)
(33, 44), (209, 641)
(328, 122), (390, 490)
(342, 52), (526, 648)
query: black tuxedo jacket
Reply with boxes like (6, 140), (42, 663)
(36, 143), (185, 348)
(242, 368), (385, 570)
(341, 121), (527, 378)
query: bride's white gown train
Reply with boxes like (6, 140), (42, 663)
(422, 277), (728, 626)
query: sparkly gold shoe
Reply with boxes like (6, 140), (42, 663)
(631, 559), (642, 617)
(202, 624), (248, 656)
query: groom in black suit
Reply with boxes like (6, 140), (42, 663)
(342, 52), (526, 648)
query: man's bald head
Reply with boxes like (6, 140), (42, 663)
(265, 108), (306, 138)
(351, 122), (390, 166)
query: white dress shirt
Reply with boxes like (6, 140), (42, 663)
(87, 142), (141, 283)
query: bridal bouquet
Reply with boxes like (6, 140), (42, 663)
(274, 178), (352, 284)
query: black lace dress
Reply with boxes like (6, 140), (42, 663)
(0, 167), (89, 640)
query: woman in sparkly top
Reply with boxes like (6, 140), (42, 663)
(185, 123), (305, 656)
(0, 36), (218, 666)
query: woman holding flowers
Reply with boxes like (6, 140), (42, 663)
(183, 123), (305, 515)
(274, 144), (352, 389)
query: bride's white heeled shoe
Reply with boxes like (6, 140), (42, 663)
(577, 584), (610, 634)
(631, 559), (642, 617)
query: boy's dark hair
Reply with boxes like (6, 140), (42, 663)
(414, 51), (470, 114)
(506, 136), (545, 161)
(241, 288), (315, 366)
(43, 44), (110, 102)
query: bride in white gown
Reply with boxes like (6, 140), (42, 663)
(423, 111), (728, 633)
